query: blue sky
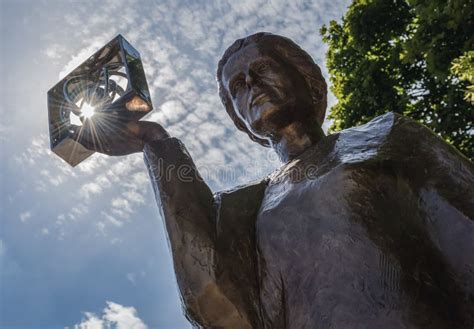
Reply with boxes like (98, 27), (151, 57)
(0, 0), (350, 327)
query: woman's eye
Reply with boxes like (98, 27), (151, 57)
(257, 63), (268, 73)
(231, 79), (245, 96)
(236, 80), (245, 88)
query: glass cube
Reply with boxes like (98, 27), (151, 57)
(47, 34), (153, 166)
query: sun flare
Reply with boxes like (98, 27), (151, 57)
(81, 103), (96, 119)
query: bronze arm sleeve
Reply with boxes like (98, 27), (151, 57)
(143, 137), (252, 328)
(382, 114), (474, 298)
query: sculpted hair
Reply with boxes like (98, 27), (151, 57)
(216, 32), (327, 147)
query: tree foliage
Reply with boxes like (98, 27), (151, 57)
(321, 0), (474, 159)
(451, 50), (474, 103)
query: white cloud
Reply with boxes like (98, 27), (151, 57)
(40, 168), (67, 186)
(14, 135), (50, 168)
(72, 301), (147, 329)
(19, 211), (32, 222)
(79, 182), (103, 200)
(71, 204), (88, 217)
(0, 239), (4, 256)
(122, 190), (145, 205)
(120, 172), (149, 188)
(126, 273), (137, 285)
(110, 198), (133, 219)
(56, 214), (66, 225)
(43, 43), (66, 59)
(103, 302), (147, 329)
(59, 38), (109, 79)
(157, 100), (187, 125)
(72, 312), (104, 329)
(95, 221), (107, 236)
(14, 134), (76, 192)
(77, 155), (108, 174)
(101, 211), (123, 228)
(95, 175), (111, 189)
(126, 271), (146, 285)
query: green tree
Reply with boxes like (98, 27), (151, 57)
(321, 0), (474, 159)
(451, 50), (474, 103)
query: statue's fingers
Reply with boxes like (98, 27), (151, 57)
(70, 121), (142, 155)
(91, 115), (135, 140)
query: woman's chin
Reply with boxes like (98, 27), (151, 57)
(246, 105), (286, 138)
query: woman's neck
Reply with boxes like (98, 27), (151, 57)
(271, 121), (325, 162)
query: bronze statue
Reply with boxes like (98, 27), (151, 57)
(75, 33), (474, 328)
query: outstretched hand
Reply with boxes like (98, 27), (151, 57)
(72, 115), (170, 156)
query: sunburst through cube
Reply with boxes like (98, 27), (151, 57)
(47, 34), (153, 166)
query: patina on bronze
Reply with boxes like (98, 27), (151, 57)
(70, 32), (474, 328)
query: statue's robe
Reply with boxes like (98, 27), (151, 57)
(144, 113), (474, 329)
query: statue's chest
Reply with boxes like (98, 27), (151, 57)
(255, 166), (364, 271)
(254, 166), (409, 328)
(253, 163), (407, 294)
(256, 165), (356, 240)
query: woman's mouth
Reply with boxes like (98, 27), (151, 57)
(251, 93), (270, 107)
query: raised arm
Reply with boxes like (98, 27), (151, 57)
(144, 137), (253, 328)
(73, 119), (254, 328)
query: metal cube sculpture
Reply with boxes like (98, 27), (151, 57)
(47, 34), (153, 166)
